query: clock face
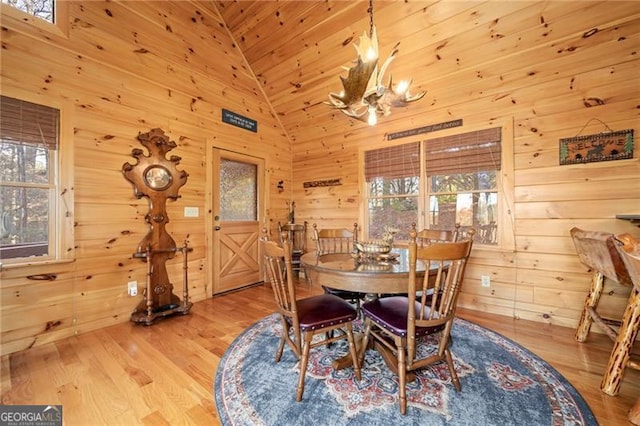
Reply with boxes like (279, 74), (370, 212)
(144, 165), (172, 190)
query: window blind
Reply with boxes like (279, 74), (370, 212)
(364, 141), (420, 181)
(0, 95), (59, 150)
(425, 127), (501, 175)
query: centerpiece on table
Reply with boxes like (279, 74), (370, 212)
(354, 226), (399, 262)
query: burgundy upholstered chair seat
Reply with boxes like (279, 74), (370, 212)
(362, 296), (444, 338)
(294, 294), (358, 332)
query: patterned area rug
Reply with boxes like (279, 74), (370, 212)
(214, 314), (597, 425)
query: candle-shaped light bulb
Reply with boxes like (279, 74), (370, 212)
(367, 106), (378, 126)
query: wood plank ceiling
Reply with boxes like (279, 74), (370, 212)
(213, 1), (633, 144)
(213, 0), (486, 142)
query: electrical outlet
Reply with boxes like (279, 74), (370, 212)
(481, 275), (491, 288)
(128, 280), (138, 296)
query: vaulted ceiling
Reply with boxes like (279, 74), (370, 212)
(214, 1), (597, 143)
(213, 0), (638, 154)
(213, 0), (495, 141)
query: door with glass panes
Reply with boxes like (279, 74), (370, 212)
(212, 148), (264, 294)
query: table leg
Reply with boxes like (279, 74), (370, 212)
(332, 333), (416, 382)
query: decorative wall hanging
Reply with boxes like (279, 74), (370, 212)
(303, 178), (343, 188)
(387, 119), (463, 141)
(122, 128), (192, 325)
(222, 108), (257, 132)
(559, 129), (633, 165)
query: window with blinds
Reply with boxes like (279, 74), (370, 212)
(364, 142), (420, 240)
(363, 127), (502, 245)
(426, 128), (501, 245)
(0, 95), (59, 260)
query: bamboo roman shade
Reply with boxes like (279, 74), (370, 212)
(0, 95), (59, 150)
(364, 142), (420, 181)
(425, 127), (501, 175)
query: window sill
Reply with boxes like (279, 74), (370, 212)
(0, 258), (75, 273)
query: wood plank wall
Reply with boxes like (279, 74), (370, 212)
(0, 1), (292, 355)
(277, 2), (640, 327)
(1, 0), (638, 356)
(214, 1), (640, 329)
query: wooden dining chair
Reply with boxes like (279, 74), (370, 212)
(416, 223), (460, 246)
(312, 222), (365, 311)
(570, 227), (636, 396)
(613, 233), (640, 425)
(261, 233), (361, 401)
(359, 226), (475, 415)
(278, 221), (308, 281)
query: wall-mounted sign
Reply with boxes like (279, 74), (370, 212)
(559, 129), (633, 165)
(222, 108), (257, 133)
(303, 178), (342, 188)
(387, 119), (463, 141)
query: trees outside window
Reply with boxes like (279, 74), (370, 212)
(1, 96), (59, 261)
(364, 128), (502, 246)
(2, 0), (53, 22)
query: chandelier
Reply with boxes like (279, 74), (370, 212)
(326, 0), (425, 126)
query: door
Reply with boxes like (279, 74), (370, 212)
(212, 148), (264, 294)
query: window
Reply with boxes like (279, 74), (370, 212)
(364, 142), (419, 241)
(426, 128), (501, 245)
(364, 127), (509, 247)
(0, 94), (73, 265)
(1, 0), (53, 22)
(1, 0), (68, 37)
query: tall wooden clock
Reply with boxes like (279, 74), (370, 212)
(122, 128), (192, 325)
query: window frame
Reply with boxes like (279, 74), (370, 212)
(360, 119), (515, 251)
(0, 0), (69, 38)
(0, 87), (74, 268)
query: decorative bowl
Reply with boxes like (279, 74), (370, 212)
(354, 241), (392, 255)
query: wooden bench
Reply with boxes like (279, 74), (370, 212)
(570, 227), (638, 395)
(614, 233), (640, 425)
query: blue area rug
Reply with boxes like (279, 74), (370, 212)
(214, 313), (597, 425)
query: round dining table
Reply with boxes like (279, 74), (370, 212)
(300, 248), (430, 296)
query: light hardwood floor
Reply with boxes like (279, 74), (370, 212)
(1, 281), (638, 425)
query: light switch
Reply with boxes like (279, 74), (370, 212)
(184, 207), (199, 217)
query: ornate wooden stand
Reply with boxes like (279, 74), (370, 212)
(131, 242), (193, 325)
(122, 128), (192, 325)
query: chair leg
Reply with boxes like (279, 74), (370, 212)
(359, 319), (373, 366)
(444, 348), (461, 391)
(276, 335), (286, 362)
(575, 272), (605, 342)
(276, 318), (289, 362)
(296, 333), (313, 401)
(345, 324), (361, 381)
(600, 288), (640, 395)
(398, 343), (407, 415)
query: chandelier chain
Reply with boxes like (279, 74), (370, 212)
(368, 0), (374, 37)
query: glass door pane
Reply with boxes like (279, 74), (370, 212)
(220, 158), (257, 221)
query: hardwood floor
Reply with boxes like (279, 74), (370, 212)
(1, 281), (638, 425)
